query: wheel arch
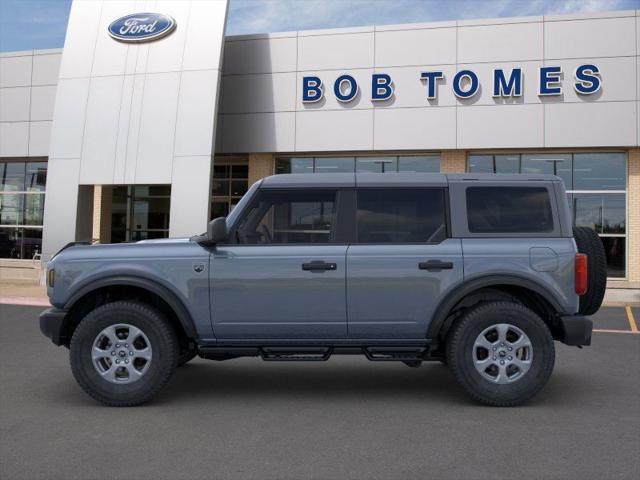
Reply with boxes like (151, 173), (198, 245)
(427, 275), (565, 343)
(60, 276), (197, 346)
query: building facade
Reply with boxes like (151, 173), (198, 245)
(0, 1), (638, 287)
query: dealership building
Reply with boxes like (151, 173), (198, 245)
(0, 0), (638, 290)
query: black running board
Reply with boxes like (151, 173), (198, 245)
(198, 345), (431, 362)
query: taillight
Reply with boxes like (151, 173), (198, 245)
(575, 253), (588, 295)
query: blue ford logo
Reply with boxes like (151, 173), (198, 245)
(108, 13), (176, 43)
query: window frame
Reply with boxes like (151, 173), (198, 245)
(224, 188), (352, 246)
(352, 187), (451, 245)
(449, 181), (563, 238)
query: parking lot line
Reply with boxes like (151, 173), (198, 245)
(625, 305), (638, 332)
(593, 328), (640, 334)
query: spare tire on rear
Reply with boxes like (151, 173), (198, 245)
(573, 227), (607, 315)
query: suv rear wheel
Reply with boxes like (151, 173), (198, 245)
(69, 301), (178, 406)
(446, 301), (555, 407)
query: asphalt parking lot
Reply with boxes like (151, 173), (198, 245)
(1, 304), (638, 480)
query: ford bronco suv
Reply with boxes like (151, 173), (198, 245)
(40, 173), (606, 407)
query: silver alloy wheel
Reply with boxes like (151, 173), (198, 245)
(91, 324), (152, 384)
(472, 323), (533, 384)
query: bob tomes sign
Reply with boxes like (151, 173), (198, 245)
(302, 64), (601, 103)
(108, 13), (176, 43)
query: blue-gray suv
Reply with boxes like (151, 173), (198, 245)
(40, 173), (606, 407)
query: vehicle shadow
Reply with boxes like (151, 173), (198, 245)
(155, 359), (590, 407)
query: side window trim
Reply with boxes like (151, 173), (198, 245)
(223, 188), (346, 246)
(353, 187), (450, 245)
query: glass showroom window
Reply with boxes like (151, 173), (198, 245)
(275, 155), (440, 174)
(468, 152), (627, 278)
(211, 158), (249, 219)
(0, 160), (47, 259)
(110, 186), (171, 242)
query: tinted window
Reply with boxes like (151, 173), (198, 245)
(356, 189), (447, 243)
(236, 190), (337, 244)
(466, 187), (553, 233)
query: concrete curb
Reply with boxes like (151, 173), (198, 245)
(0, 297), (51, 307)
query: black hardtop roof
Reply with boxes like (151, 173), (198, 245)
(259, 172), (561, 188)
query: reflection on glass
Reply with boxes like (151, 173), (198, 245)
(572, 193), (625, 234)
(0, 194), (24, 225)
(601, 237), (625, 278)
(314, 157), (355, 173)
(522, 154), (572, 188)
(0, 163), (26, 192)
(356, 157), (397, 173)
(573, 153), (625, 190)
(275, 158), (313, 174)
(24, 194), (45, 226)
(398, 156), (440, 173)
(468, 155), (494, 173)
(494, 155), (520, 173)
(25, 162), (47, 192)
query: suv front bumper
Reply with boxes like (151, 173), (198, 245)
(558, 315), (593, 346)
(39, 308), (68, 346)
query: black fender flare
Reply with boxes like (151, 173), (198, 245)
(426, 274), (565, 340)
(63, 275), (197, 339)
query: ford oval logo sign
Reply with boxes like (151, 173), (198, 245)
(108, 13), (176, 43)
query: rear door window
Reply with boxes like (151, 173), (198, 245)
(466, 187), (553, 233)
(356, 189), (447, 243)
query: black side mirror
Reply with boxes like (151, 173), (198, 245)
(207, 217), (228, 244)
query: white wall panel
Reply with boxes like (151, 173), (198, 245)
(375, 27), (456, 67)
(454, 61), (540, 106)
(295, 110), (373, 151)
(223, 72), (296, 114)
(0, 87), (30, 121)
(134, 72), (180, 183)
(169, 155), (212, 237)
(296, 69), (373, 111)
(80, 75), (123, 183)
(550, 57), (636, 103)
(41, 158), (80, 253)
(0, 56), (32, 87)
(0, 122), (29, 157)
(30, 86), (57, 121)
(145, 1), (190, 74)
(372, 65), (458, 108)
(458, 22), (543, 62)
(298, 32), (374, 71)
(544, 17), (636, 59)
(458, 104), (544, 149)
(223, 37), (297, 75)
(222, 112), (295, 152)
(58, 0), (102, 79)
(374, 107), (456, 150)
(28, 121), (52, 156)
(48, 78), (90, 158)
(32, 53), (61, 85)
(90, 0), (131, 77)
(175, 69), (220, 156)
(545, 102), (637, 147)
(182, 0), (228, 71)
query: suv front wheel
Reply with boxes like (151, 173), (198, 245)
(69, 301), (178, 406)
(446, 302), (555, 407)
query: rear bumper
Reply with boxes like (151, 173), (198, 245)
(39, 307), (68, 346)
(558, 315), (593, 346)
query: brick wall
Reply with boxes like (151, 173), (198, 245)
(440, 150), (467, 172)
(248, 153), (274, 185)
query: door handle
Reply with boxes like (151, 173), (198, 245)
(419, 260), (454, 271)
(302, 261), (337, 272)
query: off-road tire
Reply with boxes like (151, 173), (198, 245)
(573, 226), (607, 316)
(70, 301), (178, 407)
(446, 301), (555, 407)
